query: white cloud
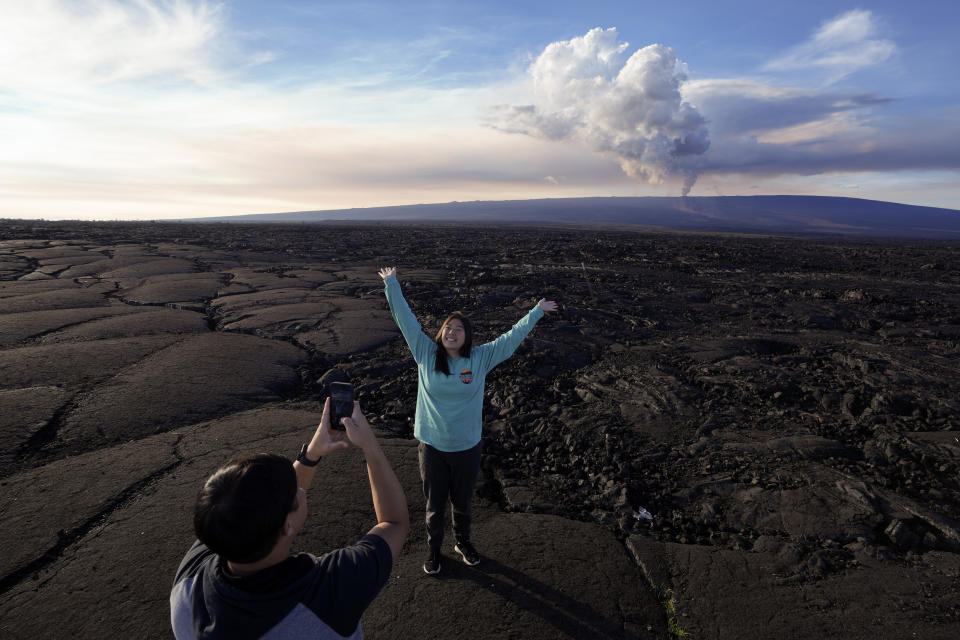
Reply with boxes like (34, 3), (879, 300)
(490, 28), (710, 195)
(0, 0), (225, 93)
(764, 9), (896, 84)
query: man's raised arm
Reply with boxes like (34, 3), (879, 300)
(342, 404), (409, 564)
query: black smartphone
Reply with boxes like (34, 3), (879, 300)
(329, 382), (353, 430)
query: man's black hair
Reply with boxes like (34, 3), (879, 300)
(194, 453), (298, 564)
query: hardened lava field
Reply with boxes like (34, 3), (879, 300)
(1, 219), (958, 639)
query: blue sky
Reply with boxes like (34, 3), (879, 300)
(1, 0), (958, 219)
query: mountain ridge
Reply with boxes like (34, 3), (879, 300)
(176, 195), (960, 238)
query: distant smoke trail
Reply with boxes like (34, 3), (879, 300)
(491, 28), (709, 195)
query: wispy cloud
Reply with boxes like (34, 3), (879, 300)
(0, 0), (227, 93)
(683, 79), (891, 136)
(676, 10), (960, 184)
(0, 1), (540, 218)
(684, 79), (960, 177)
(763, 9), (896, 84)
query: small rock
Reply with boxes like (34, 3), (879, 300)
(884, 519), (919, 549)
(318, 368), (349, 389)
(728, 534), (749, 550)
(752, 535), (784, 553)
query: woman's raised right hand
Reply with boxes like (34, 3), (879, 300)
(378, 266), (397, 280)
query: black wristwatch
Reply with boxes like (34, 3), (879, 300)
(297, 444), (321, 467)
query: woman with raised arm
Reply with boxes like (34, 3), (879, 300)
(378, 266), (557, 575)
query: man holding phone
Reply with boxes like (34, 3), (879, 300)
(170, 397), (408, 640)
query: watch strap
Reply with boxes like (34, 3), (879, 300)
(297, 443), (321, 467)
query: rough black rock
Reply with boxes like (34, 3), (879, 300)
(1, 220), (959, 639)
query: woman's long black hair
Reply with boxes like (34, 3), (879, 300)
(433, 311), (473, 375)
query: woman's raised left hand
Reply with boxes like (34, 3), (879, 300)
(537, 299), (558, 312)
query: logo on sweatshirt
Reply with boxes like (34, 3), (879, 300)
(460, 369), (473, 384)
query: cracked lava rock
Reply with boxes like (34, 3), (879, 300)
(1, 219), (959, 639)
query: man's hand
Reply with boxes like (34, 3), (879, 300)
(306, 398), (350, 460)
(537, 298), (558, 312)
(341, 401), (377, 452)
(378, 266), (397, 280)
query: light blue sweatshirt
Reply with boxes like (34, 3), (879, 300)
(383, 276), (544, 452)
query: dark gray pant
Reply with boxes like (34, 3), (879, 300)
(418, 441), (482, 551)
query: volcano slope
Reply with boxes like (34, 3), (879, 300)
(0, 220), (958, 639)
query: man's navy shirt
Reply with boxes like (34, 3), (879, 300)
(170, 534), (392, 639)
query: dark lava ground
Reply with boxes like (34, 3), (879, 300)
(1, 219), (959, 639)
